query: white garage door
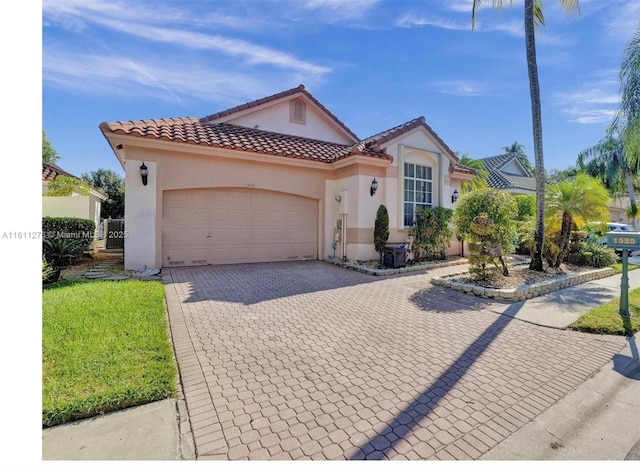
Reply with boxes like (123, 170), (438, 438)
(162, 188), (318, 267)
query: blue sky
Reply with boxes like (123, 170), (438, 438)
(41, 0), (639, 179)
(41, 0), (640, 180)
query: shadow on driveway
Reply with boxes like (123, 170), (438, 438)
(348, 299), (523, 459)
(166, 261), (390, 305)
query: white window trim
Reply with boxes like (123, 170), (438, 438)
(403, 162), (433, 228)
(289, 99), (306, 125)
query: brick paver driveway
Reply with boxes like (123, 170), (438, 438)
(164, 261), (624, 460)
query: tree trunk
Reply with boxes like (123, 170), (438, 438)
(555, 212), (573, 268)
(624, 165), (638, 229)
(525, 0), (546, 272)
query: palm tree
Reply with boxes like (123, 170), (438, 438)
(578, 24), (640, 229)
(457, 154), (488, 193)
(615, 23), (640, 131)
(502, 141), (533, 173)
(472, 0), (581, 271)
(577, 130), (637, 229)
(545, 173), (609, 267)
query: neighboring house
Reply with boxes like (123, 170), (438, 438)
(479, 153), (536, 195)
(42, 162), (107, 234)
(100, 84), (475, 270)
(608, 195), (636, 228)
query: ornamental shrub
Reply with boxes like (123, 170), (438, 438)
(42, 217), (95, 252)
(374, 205), (390, 265)
(412, 207), (453, 261)
(454, 188), (517, 281)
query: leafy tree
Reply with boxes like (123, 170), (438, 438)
(513, 194), (535, 221)
(547, 166), (579, 183)
(545, 173), (610, 267)
(454, 188), (517, 279)
(472, 0), (581, 272)
(82, 169), (125, 219)
(502, 141), (533, 173)
(42, 130), (60, 165)
(46, 175), (90, 196)
(373, 204), (389, 265)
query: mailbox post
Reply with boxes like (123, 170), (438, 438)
(606, 231), (640, 317)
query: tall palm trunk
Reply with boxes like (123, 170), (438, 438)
(623, 165), (638, 229)
(555, 212), (573, 267)
(525, 0), (546, 271)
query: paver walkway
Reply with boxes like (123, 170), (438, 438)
(164, 261), (625, 460)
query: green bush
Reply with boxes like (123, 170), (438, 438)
(412, 206), (453, 261)
(513, 194), (536, 221)
(566, 239), (616, 268)
(43, 217), (95, 252)
(374, 205), (390, 264)
(454, 188), (517, 280)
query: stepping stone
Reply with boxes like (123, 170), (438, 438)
(84, 273), (109, 279)
(84, 270), (108, 276)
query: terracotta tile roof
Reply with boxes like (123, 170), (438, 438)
(362, 116), (459, 161)
(99, 119), (391, 164)
(42, 162), (107, 199)
(449, 163), (477, 176)
(42, 162), (76, 181)
(480, 153), (536, 192)
(200, 84), (360, 142)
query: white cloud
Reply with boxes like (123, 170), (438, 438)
(42, 47), (312, 106)
(602, 0), (640, 41)
(44, 2), (330, 77)
(433, 80), (489, 97)
(555, 79), (620, 124)
(394, 14), (469, 30)
(566, 109), (617, 124)
(301, 0), (380, 21)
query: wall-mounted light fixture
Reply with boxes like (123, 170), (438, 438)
(335, 195), (342, 203)
(370, 178), (378, 197)
(452, 188), (459, 204)
(139, 162), (149, 186)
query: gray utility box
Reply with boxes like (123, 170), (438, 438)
(383, 245), (406, 268)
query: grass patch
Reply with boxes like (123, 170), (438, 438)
(612, 262), (640, 275)
(43, 280), (177, 427)
(569, 286), (640, 336)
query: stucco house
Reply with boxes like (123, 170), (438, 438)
(479, 153), (536, 195)
(608, 195), (636, 228)
(100, 85), (474, 270)
(42, 162), (107, 233)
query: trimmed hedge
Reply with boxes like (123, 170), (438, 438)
(42, 217), (96, 252)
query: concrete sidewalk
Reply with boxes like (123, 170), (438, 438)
(41, 399), (189, 460)
(41, 264), (640, 461)
(481, 332), (640, 460)
(496, 266), (640, 329)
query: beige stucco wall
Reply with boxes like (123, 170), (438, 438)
(43, 195), (92, 220)
(110, 120), (469, 269)
(124, 160), (157, 270)
(42, 195), (102, 235)
(224, 99), (353, 145)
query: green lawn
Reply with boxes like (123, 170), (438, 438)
(612, 262), (640, 274)
(42, 280), (177, 427)
(569, 286), (640, 336)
